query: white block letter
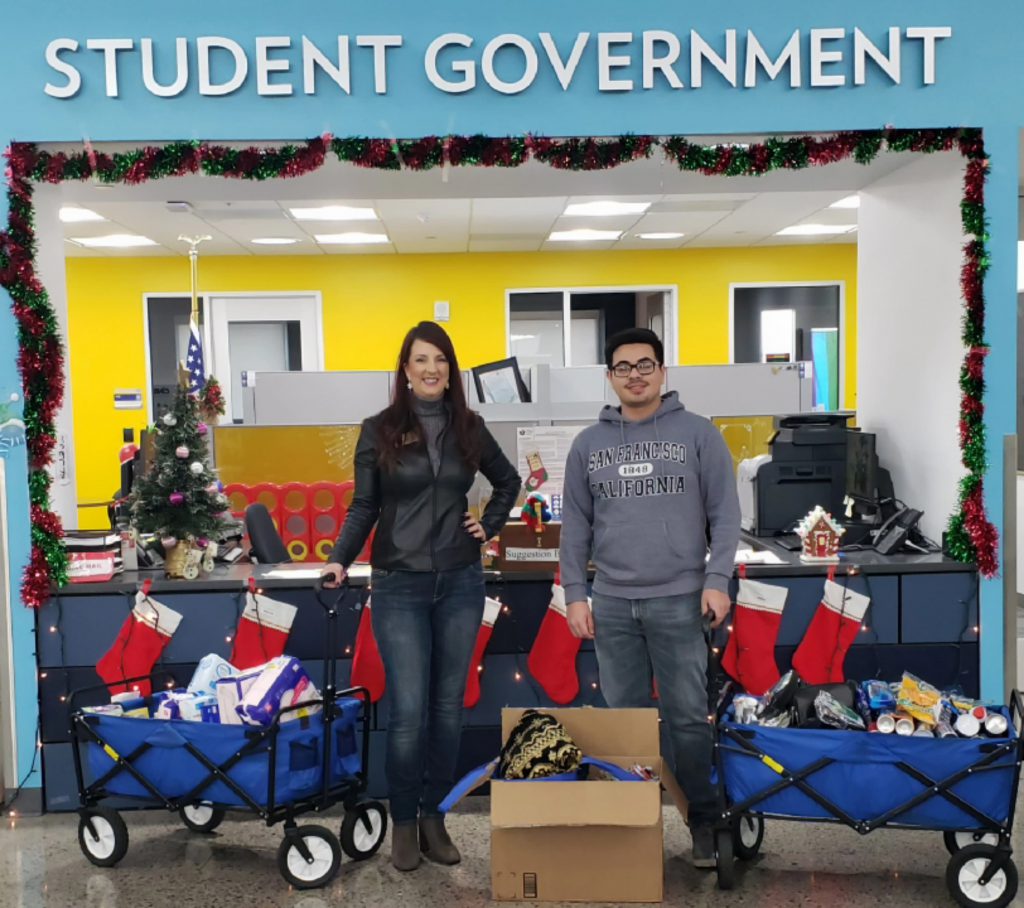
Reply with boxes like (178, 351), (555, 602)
(906, 26), (952, 85)
(745, 30), (801, 88)
(44, 38), (81, 99)
(141, 37), (188, 98)
(481, 34), (538, 94)
(86, 38), (135, 98)
(198, 36), (249, 96)
(690, 29), (737, 88)
(539, 32), (589, 91)
(598, 32), (633, 91)
(256, 36), (292, 96)
(810, 28), (846, 87)
(356, 35), (402, 94)
(642, 30), (683, 89)
(425, 33), (475, 93)
(302, 36), (350, 95)
(854, 27), (901, 85)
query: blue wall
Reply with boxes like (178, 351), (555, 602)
(1, 0), (1021, 782)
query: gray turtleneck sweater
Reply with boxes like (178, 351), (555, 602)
(411, 396), (448, 474)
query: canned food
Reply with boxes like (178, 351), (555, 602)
(895, 714), (915, 736)
(956, 713), (981, 737)
(876, 713), (897, 734)
(984, 713), (1008, 736)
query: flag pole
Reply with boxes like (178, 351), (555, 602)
(178, 234), (212, 324)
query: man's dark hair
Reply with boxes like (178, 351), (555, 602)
(604, 327), (664, 370)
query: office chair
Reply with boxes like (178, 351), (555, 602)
(245, 503), (292, 564)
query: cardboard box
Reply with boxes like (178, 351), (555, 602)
(496, 521), (561, 572)
(454, 707), (687, 903)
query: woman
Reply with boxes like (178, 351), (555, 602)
(322, 321), (521, 871)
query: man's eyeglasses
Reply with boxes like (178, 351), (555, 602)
(610, 358), (659, 378)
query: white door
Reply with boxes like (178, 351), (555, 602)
(207, 294), (323, 423)
(638, 291), (673, 363)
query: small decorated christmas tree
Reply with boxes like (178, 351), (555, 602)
(130, 382), (227, 577)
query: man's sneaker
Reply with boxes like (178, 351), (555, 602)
(690, 825), (716, 869)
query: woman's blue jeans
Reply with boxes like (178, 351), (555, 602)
(369, 561), (484, 823)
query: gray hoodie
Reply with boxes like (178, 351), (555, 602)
(560, 392), (740, 604)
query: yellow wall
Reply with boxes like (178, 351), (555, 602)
(66, 243), (856, 526)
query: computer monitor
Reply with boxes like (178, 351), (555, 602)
(846, 430), (877, 504)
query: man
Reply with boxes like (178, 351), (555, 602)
(559, 327), (740, 868)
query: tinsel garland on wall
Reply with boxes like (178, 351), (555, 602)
(0, 127), (997, 603)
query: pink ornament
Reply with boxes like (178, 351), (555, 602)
(162, 536), (178, 549)
(169, 492), (185, 506)
(175, 445), (189, 459)
(196, 537), (209, 549)
(197, 422), (209, 435)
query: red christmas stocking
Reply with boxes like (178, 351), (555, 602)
(524, 451), (549, 492)
(792, 572), (871, 684)
(96, 592), (183, 697)
(721, 574), (789, 695)
(528, 584), (584, 705)
(230, 591), (298, 670)
(352, 600), (386, 702)
(464, 597), (502, 708)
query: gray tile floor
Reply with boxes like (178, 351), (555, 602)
(1, 794), (1022, 908)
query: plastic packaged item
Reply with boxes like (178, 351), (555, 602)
(82, 704), (123, 717)
(755, 670), (800, 724)
(214, 668), (262, 726)
(188, 654), (238, 698)
(110, 692), (148, 718)
(236, 657), (322, 727)
(896, 673), (942, 727)
(732, 694), (760, 725)
(814, 691), (866, 730)
(862, 679), (897, 713)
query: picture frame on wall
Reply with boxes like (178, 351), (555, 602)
(471, 357), (531, 404)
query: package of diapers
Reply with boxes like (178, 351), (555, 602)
(188, 653), (238, 698)
(236, 656), (322, 727)
(214, 667), (263, 726)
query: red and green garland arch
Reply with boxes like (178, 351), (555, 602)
(0, 128), (997, 605)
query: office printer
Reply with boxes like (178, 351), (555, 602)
(739, 413), (851, 537)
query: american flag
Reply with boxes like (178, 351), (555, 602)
(186, 318), (205, 393)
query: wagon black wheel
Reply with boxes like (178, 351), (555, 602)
(945, 830), (1001, 855)
(715, 827), (736, 890)
(277, 825), (342, 890)
(78, 807), (129, 867)
(340, 800), (388, 860)
(732, 814), (764, 860)
(946, 845), (1018, 908)
(179, 802), (226, 834)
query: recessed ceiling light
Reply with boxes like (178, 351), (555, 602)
(251, 237), (300, 246)
(69, 234), (158, 248)
(637, 232), (685, 240)
(290, 205), (377, 221)
(314, 232), (390, 245)
(59, 207), (105, 223)
(830, 195), (861, 209)
(775, 224), (857, 237)
(563, 201), (650, 217)
(548, 228), (622, 242)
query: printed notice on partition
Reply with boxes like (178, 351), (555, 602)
(515, 426), (584, 519)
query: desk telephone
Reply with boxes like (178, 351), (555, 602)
(873, 507), (924, 555)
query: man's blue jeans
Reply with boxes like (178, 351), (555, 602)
(591, 590), (717, 827)
(369, 561), (484, 823)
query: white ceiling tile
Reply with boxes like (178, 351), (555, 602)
(468, 239), (543, 253)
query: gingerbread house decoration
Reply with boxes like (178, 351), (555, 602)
(796, 505), (845, 563)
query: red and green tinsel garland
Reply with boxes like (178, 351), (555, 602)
(0, 129), (1000, 603)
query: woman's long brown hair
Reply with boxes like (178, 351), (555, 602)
(376, 321), (481, 470)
